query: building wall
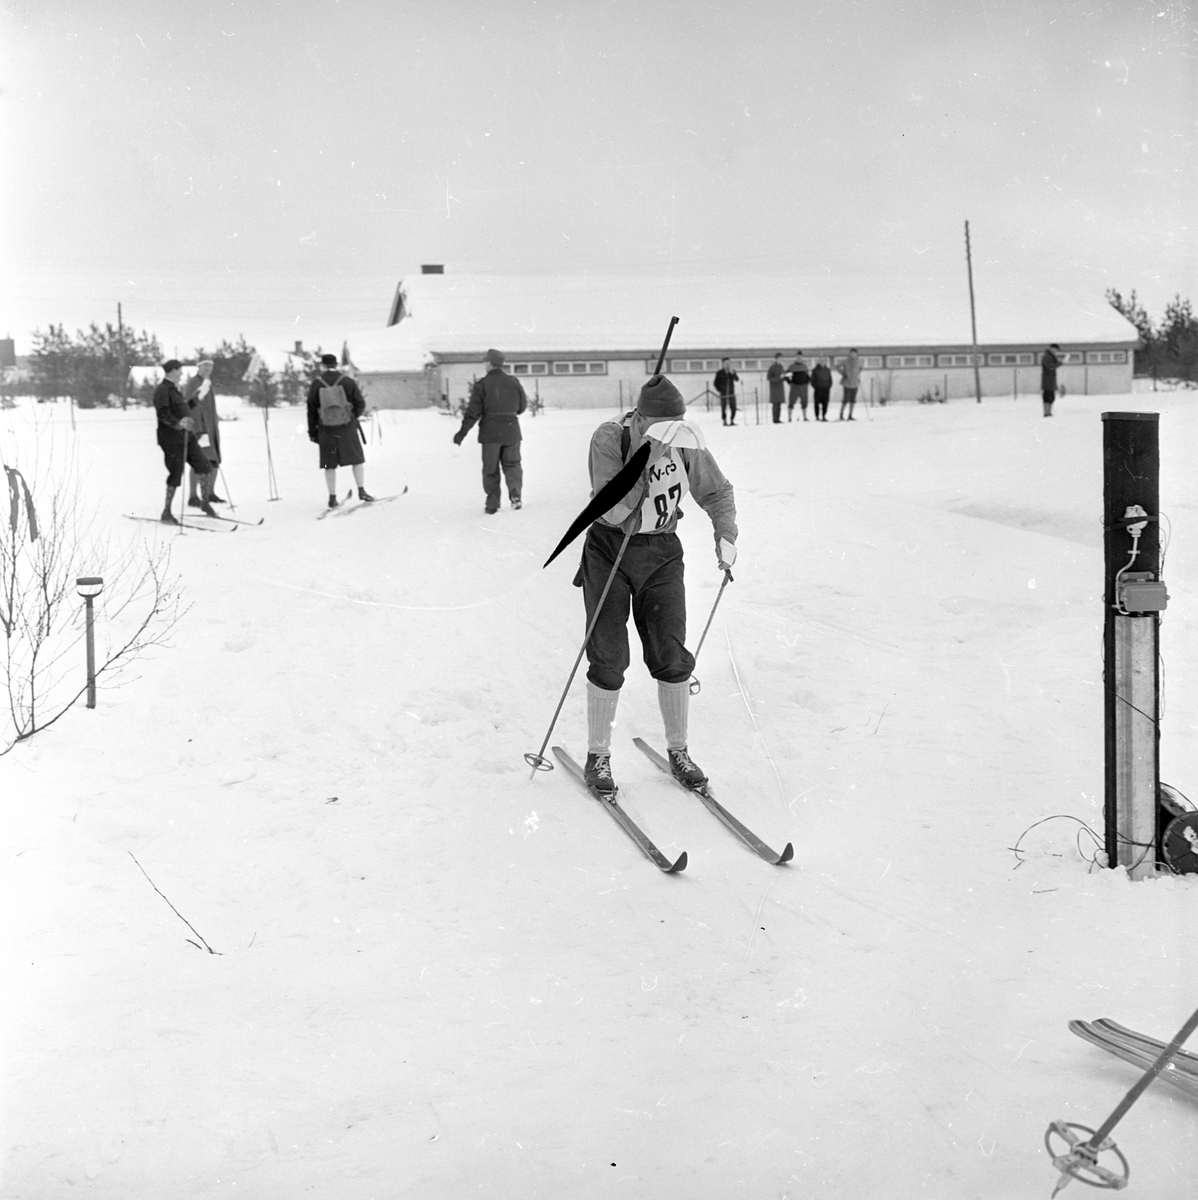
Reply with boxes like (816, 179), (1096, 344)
(432, 346), (1134, 411)
(356, 369), (439, 409)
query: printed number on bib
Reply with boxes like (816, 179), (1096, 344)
(639, 451), (690, 530)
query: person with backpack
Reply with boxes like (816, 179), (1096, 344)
(810, 359), (833, 421)
(575, 374), (737, 796)
(306, 353), (373, 508)
(452, 348), (527, 513)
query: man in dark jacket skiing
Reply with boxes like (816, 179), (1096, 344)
(810, 359), (833, 421)
(153, 359), (216, 524)
(307, 353), (373, 508)
(1041, 343), (1064, 417)
(578, 374), (737, 796)
(453, 348), (527, 513)
(713, 358), (739, 425)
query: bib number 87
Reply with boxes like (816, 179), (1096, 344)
(654, 483), (682, 529)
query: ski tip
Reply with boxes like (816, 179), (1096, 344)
(777, 842), (794, 865)
(668, 850), (688, 873)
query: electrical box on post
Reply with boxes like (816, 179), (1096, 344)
(1117, 571), (1169, 614)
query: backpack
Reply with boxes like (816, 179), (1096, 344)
(318, 374), (352, 426)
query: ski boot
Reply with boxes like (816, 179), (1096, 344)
(584, 753), (616, 797)
(667, 747), (708, 789)
(160, 509), (179, 525)
(328, 495), (340, 510)
(358, 487), (375, 502)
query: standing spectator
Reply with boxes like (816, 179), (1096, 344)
(837, 348), (862, 420)
(307, 353), (374, 508)
(767, 352), (786, 424)
(713, 357), (739, 425)
(810, 359), (833, 421)
(454, 348), (528, 513)
(577, 374), (737, 795)
(184, 359), (224, 508)
(1041, 343), (1064, 417)
(787, 351), (810, 421)
(153, 359), (215, 524)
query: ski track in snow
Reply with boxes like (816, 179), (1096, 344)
(2, 392), (1197, 1197)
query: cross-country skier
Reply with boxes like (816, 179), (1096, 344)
(153, 359), (216, 524)
(577, 374), (737, 796)
(307, 353), (374, 508)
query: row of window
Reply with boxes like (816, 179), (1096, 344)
(504, 349), (1127, 377)
(512, 360), (606, 376)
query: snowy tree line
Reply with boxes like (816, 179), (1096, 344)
(11, 326), (299, 408)
(1106, 289), (1198, 382)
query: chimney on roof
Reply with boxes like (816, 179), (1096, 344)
(295, 340), (303, 353)
(421, 264), (444, 274)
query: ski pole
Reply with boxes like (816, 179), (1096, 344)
(263, 404), (280, 501)
(178, 429), (189, 530)
(525, 523), (636, 775)
(1046, 1001), (1198, 1195)
(688, 569), (733, 695)
(218, 465), (235, 511)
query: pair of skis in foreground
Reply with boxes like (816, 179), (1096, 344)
(1070, 1017), (1198, 1100)
(124, 511), (263, 532)
(317, 487), (408, 520)
(554, 739), (793, 873)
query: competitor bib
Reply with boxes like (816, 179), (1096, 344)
(638, 446), (690, 531)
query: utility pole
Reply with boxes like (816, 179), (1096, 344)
(117, 302), (127, 409)
(1102, 412), (1168, 879)
(964, 221), (983, 403)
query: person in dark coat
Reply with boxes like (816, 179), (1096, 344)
(184, 359), (224, 507)
(787, 351), (809, 421)
(153, 359), (216, 524)
(1041, 343), (1064, 417)
(767, 352), (786, 423)
(306, 353), (373, 508)
(810, 360), (833, 421)
(453, 348), (527, 513)
(713, 358), (739, 425)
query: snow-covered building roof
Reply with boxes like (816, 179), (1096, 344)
(344, 272), (1138, 371)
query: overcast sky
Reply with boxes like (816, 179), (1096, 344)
(1, 0), (1194, 357)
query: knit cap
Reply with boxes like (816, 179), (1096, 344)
(637, 374), (685, 419)
(485, 348), (505, 367)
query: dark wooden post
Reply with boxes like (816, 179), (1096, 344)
(1102, 412), (1161, 877)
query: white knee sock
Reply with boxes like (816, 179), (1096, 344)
(587, 682), (620, 755)
(658, 679), (689, 751)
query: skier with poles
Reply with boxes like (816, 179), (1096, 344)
(153, 359), (216, 524)
(307, 353), (374, 509)
(576, 373), (738, 796)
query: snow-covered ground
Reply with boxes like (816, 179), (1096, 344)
(2, 388), (1196, 1198)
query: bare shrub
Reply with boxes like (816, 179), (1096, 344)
(0, 432), (187, 752)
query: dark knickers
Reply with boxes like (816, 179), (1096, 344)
(159, 433), (213, 488)
(580, 523), (694, 691)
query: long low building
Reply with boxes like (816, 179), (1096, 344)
(343, 270), (1138, 409)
